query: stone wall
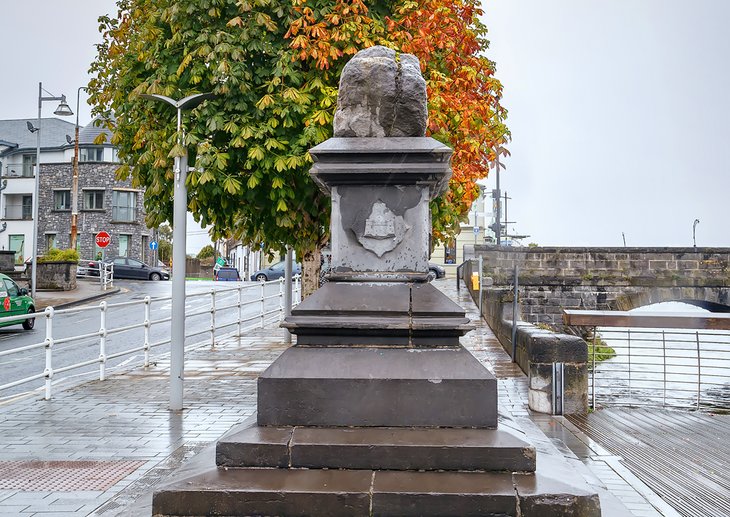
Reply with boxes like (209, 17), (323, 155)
(37, 162), (153, 262)
(462, 260), (588, 414)
(473, 246), (730, 326)
(0, 250), (14, 272)
(36, 261), (77, 291)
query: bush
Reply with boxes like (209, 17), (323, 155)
(38, 248), (80, 263)
(197, 244), (215, 260)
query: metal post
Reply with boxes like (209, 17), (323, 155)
(284, 247), (293, 344)
(70, 87), (85, 251)
(237, 285), (243, 339)
(31, 83), (42, 299)
(478, 255), (483, 313)
(210, 288), (216, 348)
(43, 307), (54, 400)
(511, 264), (518, 362)
(278, 277), (285, 322)
(696, 331), (701, 409)
(144, 296), (151, 367)
(628, 329), (632, 402)
(139, 92), (215, 410)
(552, 362), (564, 415)
(99, 301), (107, 381)
(662, 330), (666, 407)
(591, 326), (597, 409)
(170, 149), (187, 410)
(260, 281), (266, 329)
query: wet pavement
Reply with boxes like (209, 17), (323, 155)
(33, 277), (120, 310)
(0, 278), (680, 516)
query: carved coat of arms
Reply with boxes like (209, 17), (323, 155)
(356, 201), (409, 257)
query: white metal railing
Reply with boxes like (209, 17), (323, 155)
(0, 276), (301, 400)
(589, 327), (730, 410)
(563, 310), (730, 411)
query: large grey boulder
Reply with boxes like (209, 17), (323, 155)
(333, 46), (428, 138)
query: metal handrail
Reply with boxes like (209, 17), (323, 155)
(564, 309), (730, 411)
(0, 275), (302, 401)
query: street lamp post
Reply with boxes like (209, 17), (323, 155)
(140, 93), (213, 411)
(70, 87), (87, 252)
(28, 82), (73, 298)
(693, 219), (700, 248)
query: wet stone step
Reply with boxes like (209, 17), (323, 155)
(216, 424), (536, 472)
(153, 468), (601, 517)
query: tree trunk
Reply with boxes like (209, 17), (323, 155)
(301, 246), (322, 298)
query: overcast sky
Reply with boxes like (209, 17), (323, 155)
(482, 0), (729, 247)
(2, 1), (727, 250)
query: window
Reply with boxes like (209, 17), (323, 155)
(46, 234), (57, 251)
(9, 235), (24, 265)
(119, 234), (130, 257)
(3, 278), (19, 297)
(141, 235), (149, 264)
(54, 190), (71, 210)
(80, 148), (104, 162)
(22, 154), (35, 177)
(112, 191), (136, 222)
(22, 196), (32, 220)
(83, 190), (105, 210)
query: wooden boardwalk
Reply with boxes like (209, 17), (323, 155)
(567, 408), (730, 517)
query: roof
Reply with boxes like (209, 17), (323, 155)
(78, 116), (114, 145)
(0, 118), (76, 154)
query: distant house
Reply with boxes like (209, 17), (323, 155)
(0, 117), (155, 265)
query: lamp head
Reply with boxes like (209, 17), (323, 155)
(53, 96), (74, 117)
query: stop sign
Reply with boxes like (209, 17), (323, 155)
(95, 231), (111, 248)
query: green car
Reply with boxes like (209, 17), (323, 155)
(0, 273), (35, 330)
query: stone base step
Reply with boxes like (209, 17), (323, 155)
(217, 423), (536, 473)
(152, 468), (601, 516)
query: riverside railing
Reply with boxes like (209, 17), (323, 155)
(0, 276), (301, 401)
(563, 310), (730, 411)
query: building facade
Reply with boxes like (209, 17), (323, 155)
(0, 117), (154, 266)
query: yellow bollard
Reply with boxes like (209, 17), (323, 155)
(471, 272), (479, 290)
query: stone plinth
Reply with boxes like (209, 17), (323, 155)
(153, 46), (600, 517)
(0, 250), (15, 272)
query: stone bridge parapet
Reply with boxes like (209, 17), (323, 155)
(473, 246), (730, 326)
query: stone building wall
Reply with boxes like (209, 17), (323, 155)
(37, 162), (153, 262)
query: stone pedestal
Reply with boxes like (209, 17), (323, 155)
(153, 46), (599, 516)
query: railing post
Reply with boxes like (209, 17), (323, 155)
(696, 331), (701, 409)
(511, 264), (518, 362)
(99, 301), (107, 381)
(43, 307), (54, 400)
(591, 326), (597, 410)
(237, 285), (243, 339)
(628, 329), (632, 403)
(210, 288), (216, 349)
(279, 277), (285, 322)
(260, 281), (266, 329)
(661, 330), (666, 407)
(478, 255), (483, 313)
(144, 296), (151, 367)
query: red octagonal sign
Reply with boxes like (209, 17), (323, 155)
(3, 297), (10, 311)
(95, 231), (111, 248)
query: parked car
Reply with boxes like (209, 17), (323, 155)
(251, 260), (302, 282)
(87, 257), (170, 281)
(214, 267), (241, 281)
(0, 273), (35, 330)
(428, 262), (446, 281)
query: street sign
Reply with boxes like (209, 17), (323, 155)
(215, 257), (226, 266)
(473, 226), (480, 234)
(95, 231), (111, 248)
(150, 240), (158, 251)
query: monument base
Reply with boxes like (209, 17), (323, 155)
(153, 417), (600, 517)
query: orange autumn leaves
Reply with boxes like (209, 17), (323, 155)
(285, 0), (508, 243)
